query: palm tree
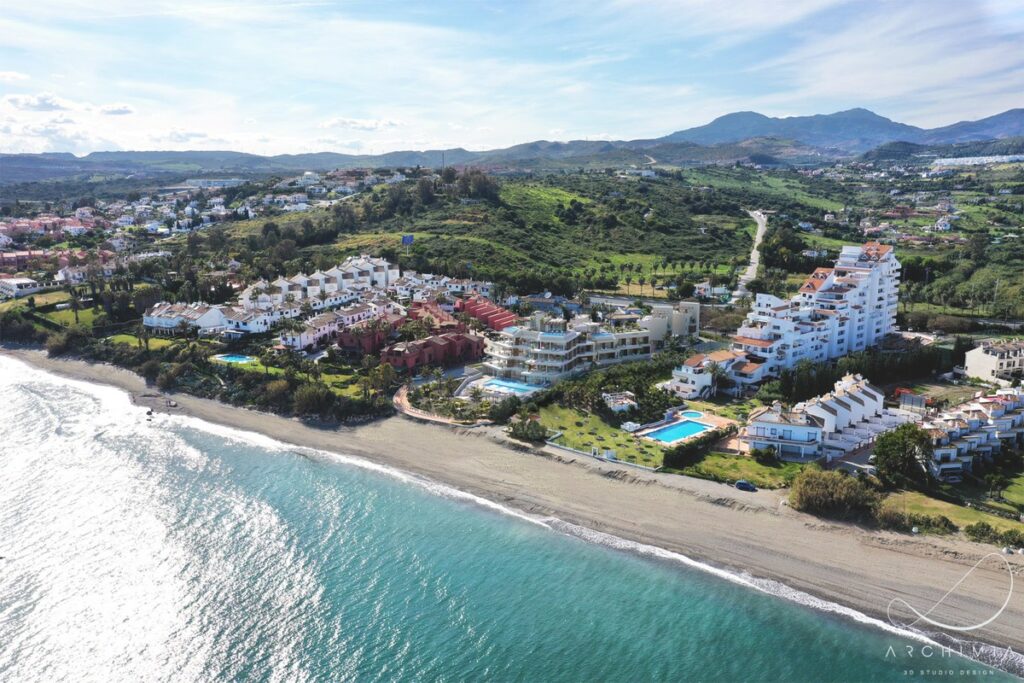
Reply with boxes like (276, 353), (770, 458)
(358, 375), (372, 400)
(67, 287), (80, 325)
(258, 349), (275, 376)
(707, 361), (728, 398)
(375, 362), (397, 391)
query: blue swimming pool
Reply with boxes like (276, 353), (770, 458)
(645, 419), (711, 443)
(484, 378), (541, 395)
(214, 354), (256, 364)
(680, 410), (704, 419)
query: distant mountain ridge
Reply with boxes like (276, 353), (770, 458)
(662, 107), (1024, 152)
(2, 107), (1022, 185)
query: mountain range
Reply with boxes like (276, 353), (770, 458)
(2, 107), (1023, 185)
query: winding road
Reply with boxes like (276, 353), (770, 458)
(731, 209), (767, 302)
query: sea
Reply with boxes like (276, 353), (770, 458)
(0, 354), (1017, 682)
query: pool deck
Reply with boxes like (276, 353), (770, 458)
(635, 410), (737, 446)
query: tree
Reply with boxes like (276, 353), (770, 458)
(293, 383), (335, 417)
(706, 361), (732, 397)
(873, 423), (932, 487)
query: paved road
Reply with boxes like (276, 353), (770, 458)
(731, 210), (768, 303)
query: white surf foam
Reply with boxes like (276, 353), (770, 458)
(11, 355), (1023, 675)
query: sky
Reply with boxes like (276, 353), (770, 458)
(1, 0), (1023, 156)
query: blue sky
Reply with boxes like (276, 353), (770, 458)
(1, 0), (1022, 155)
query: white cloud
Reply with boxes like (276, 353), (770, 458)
(156, 129), (210, 143)
(4, 91), (73, 111)
(99, 103), (135, 115)
(0, 71), (29, 82)
(319, 117), (402, 132)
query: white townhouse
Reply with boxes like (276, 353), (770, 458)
(336, 254), (401, 289)
(964, 339), (1024, 386)
(143, 302), (228, 336)
(919, 388), (1024, 482)
(659, 349), (747, 400)
(279, 311), (340, 350)
(221, 308), (276, 338)
(0, 277), (43, 299)
(741, 374), (911, 461)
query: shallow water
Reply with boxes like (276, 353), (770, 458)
(0, 356), (1013, 682)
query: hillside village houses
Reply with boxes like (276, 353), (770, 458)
(144, 254), (493, 353)
(666, 242), (900, 399)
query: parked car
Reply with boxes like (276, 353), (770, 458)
(868, 454), (877, 464)
(735, 480), (757, 492)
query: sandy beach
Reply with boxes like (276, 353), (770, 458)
(4, 346), (1024, 669)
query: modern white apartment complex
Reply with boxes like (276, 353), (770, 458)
(741, 374), (912, 461)
(684, 242), (900, 394)
(964, 339), (1024, 386)
(484, 312), (654, 385)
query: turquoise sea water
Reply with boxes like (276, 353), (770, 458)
(0, 355), (1015, 682)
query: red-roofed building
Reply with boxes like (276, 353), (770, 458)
(456, 295), (517, 330)
(381, 332), (485, 372)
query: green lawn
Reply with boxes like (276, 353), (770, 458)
(107, 333), (173, 350)
(686, 396), (764, 422)
(894, 491), (1024, 534)
(538, 404), (665, 467)
(1001, 474), (1024, 508)
(677, 452), (804, 489)
(210, 355), (366, 399)
(0, 290), (70, 313)
(44, 306), (97, 327)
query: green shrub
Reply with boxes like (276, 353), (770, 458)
(138, 359), (162, 382)
(964, 521), (999, 544)
(293, 383), (336, 417)
(789, 468), (879, 520)
(509, 416), (548, 442)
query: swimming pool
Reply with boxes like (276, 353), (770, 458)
(680, 410), (704, 419)
(214, 354), (256, 364)
(645, 419), (711, 443)
(483, 378), (541, 396)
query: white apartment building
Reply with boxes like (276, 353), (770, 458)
(143, 302), (228, 336)
(0, 277), (43, 299)
(725, 242), (899, 392)
(484, 312), (656, 385)
(919, 388), (1024, 482)
(741, 374), (911, 461)
(964, 339), (1024, 386)
(642, 301), (700, 345)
